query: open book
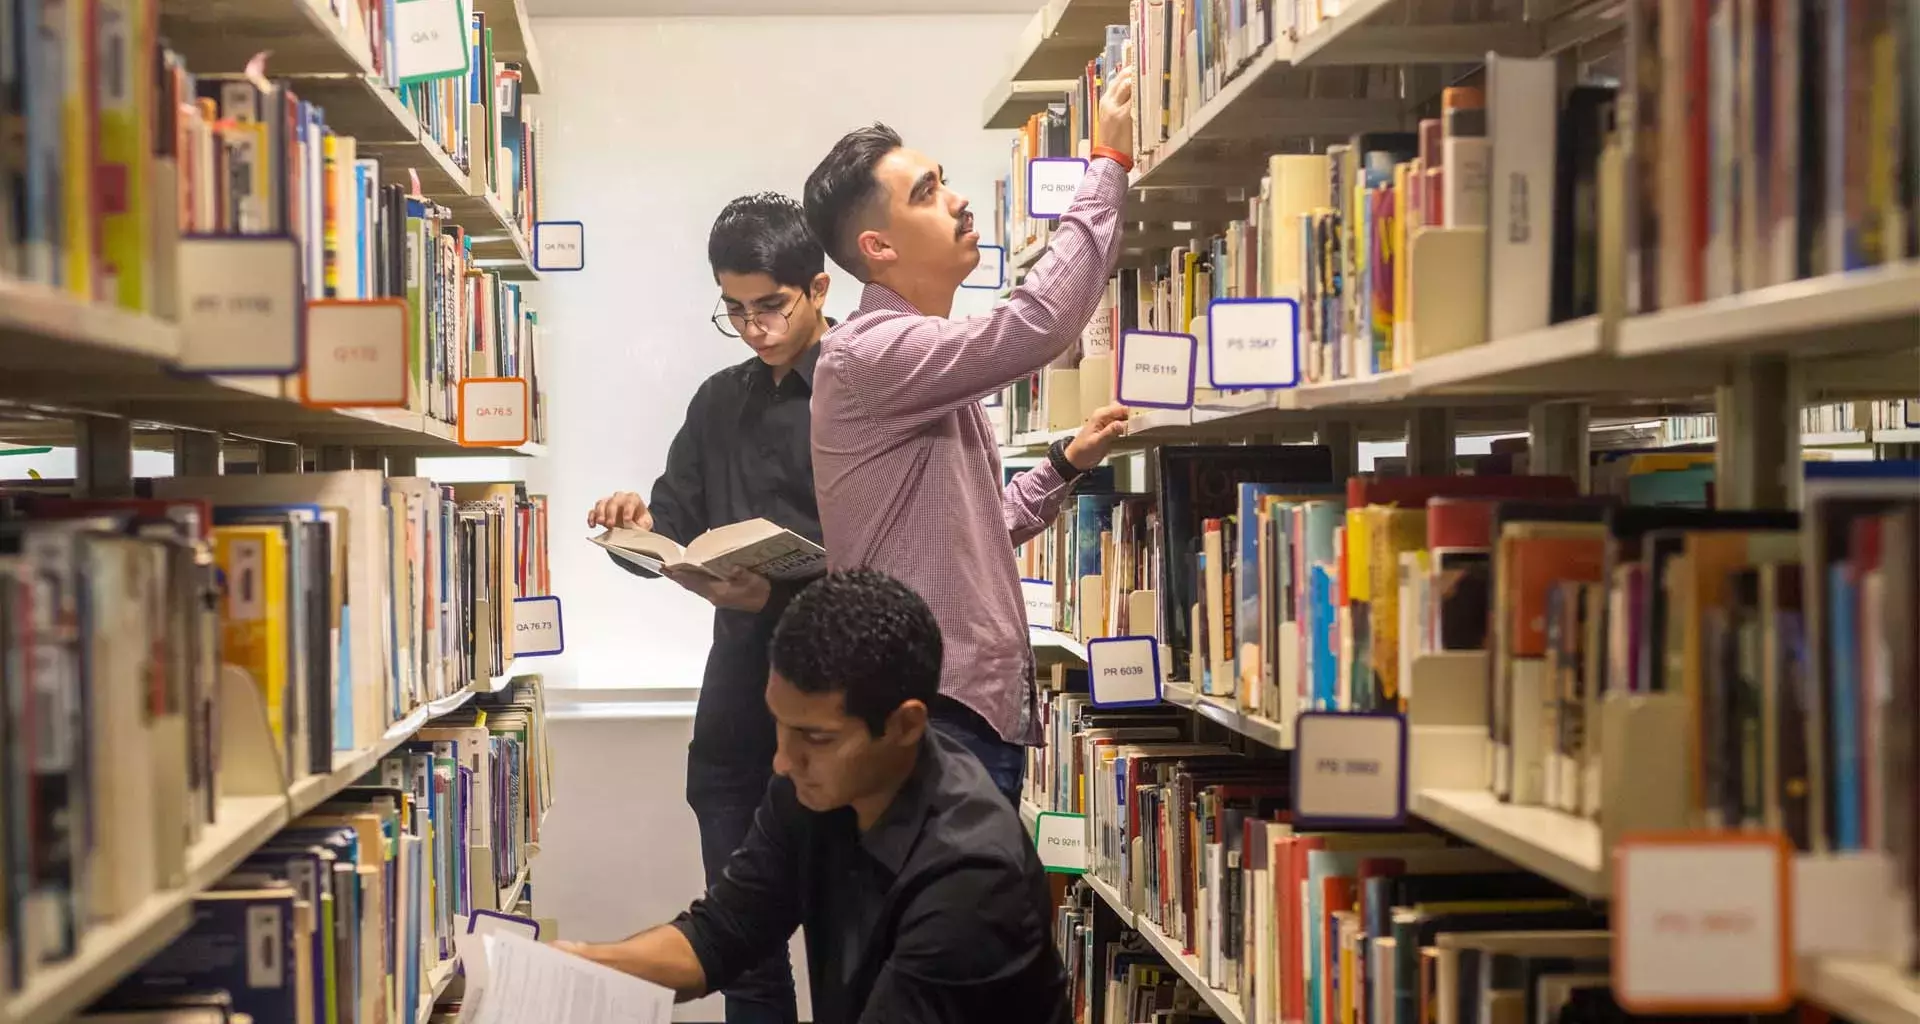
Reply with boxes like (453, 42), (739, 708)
(589, 518), (826, 583)
(455, 929), (672, 1024)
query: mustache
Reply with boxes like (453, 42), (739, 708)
(955, 207), (974, 239)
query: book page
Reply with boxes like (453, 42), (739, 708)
(457, 931), (672, 1024)
(681, 518), (782, 565)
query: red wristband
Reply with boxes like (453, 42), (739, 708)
(1091, 145), (1134, 172)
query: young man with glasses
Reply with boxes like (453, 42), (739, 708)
(586, 192), (829, 1024)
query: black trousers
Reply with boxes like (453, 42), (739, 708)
(686, 756), (799, 1024)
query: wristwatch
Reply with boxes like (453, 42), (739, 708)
(1047, 437), (1087, 484)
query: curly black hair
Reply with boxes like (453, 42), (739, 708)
(770, 568), (942, 736)
(803, 123), (903, 282)
(708, 191), (825, 289)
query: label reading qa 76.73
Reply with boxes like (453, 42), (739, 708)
(511, 596), (565, 657)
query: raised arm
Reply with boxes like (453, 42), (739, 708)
(1003, 405), (1130, 548)
(835, 158), (1128, 434)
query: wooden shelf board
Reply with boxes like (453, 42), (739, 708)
(1616, 263), (1920, 362)
(1800, 957), (1920, 1024)
(1019, 800), (1041, 833)
(499, 863), (532, 911)
(1031, 628), (1089, 667)
(982, 77), (1078, 130)
(1409, 788), (1607, 898)
(1159, 681), (1291, 749)
(0, 279), (183, 367)
(1001, 0), (1132, 83)
(158, 0), (372, 75)
(186, 794), (295, 891)
(1, 890), (193, 1024)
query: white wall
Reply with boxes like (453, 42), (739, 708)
(524, 14), (1025, 689)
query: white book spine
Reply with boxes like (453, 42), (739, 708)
(1485, 54), (1558, 340)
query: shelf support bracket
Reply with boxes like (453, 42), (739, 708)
(76, 416), (133, 498)
(1406, 408), (1455, 477)
(1714, 355), (1800, 510)
(317, 446), (353, 472)
(1527, 401), (1590, 489)
(261, 444), (304, 474)
(388, 451), (418, 477)
(351, 447), (385, 472)
(172, 431), (222, 477)
(1316, 420), (1358, 482)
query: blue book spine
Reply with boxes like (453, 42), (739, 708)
(22, 0), (61, 286)
(1309, 565), (1337, 710)
(1828, 562), (1862, 849)
(113, 892), (301, 1023)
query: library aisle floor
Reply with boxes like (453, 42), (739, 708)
(3, 0), (1920, 1023)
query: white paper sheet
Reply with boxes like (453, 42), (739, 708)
(456, 931), (673, 1024)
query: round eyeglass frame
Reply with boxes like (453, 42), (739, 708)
(712, 296), (803, 339)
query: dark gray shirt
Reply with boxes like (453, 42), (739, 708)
(671, 731), (1071, 1024)
(612, 342), (823, 772)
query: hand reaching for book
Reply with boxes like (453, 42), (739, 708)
(665, 565), (772, 613)
(1097, 66), (1136, 162)
(589, 491), (653, 531)
(1066, 404), (1130, 470)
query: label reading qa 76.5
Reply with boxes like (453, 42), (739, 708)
(1290, 711), (1407, 828)
(1116, 330), (1197, 410)
(458, 378), (531, 447)
(1026, 158), (1088, 220)
(511, 596), (565, 657)
(1614, 833), (1793, 1014)
(1207, 297), (1301, 389)
(1033, 812), (1088, 875)
(1086, 636), (1162, 707)
(1021, 578), (1056, 629)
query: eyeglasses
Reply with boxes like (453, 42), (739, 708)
(712, 295), (805, 339)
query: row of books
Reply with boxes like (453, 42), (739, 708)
(1658, 399), (1920, 447)
(404, 6), (545, 239)
(1055, 888), (1224, 1023)
(1035, 705), (1881, 1024)
(1127, 0), (1278, 165)
(0, 471), (552, 999)
(73, 676), (551, 1024)
(1621, 1), (1919, 314)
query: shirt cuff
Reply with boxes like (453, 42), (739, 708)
(668, 915), (726, 996)
(1025, 458), (1071, 495)
(1083, 157), (1130, 207)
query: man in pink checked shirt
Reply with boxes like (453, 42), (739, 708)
(800, 68), (1137, 802)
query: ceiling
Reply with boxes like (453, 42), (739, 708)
(528, 0), (1037, 14)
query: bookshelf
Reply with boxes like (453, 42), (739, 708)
(994, 2), (1920, 1020)
(1084, 873), (1246, 1024)
(473, 0), (549, 92)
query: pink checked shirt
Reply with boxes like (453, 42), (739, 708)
(811, 157), (1128, 745)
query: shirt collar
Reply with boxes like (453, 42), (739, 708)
(856, 282), (923, 317)
(858, 735), (941, 875)
(752, 331), (827, 394)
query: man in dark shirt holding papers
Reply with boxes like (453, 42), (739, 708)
(799, 70), (1136, 800)
(556, 569), (1070, 1024)
(585, 193), (829, 1024)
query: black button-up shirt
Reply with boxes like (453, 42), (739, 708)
(671, 731), (1071, 1024)
(611, 342), (824, 772)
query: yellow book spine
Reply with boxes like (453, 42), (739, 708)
(215, 526), (291, 751)
(95, 0), (154, 312)
(62, 0), (96, 299)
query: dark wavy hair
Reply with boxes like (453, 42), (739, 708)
(707, 191), (825, 289)
(770, 569), (942, 736)
(803, 123), (903, 282)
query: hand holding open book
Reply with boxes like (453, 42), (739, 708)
(589, 517), (826, 584)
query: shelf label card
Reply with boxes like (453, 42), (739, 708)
(176, 235), (304, 374)
(394, 0), (470, 83)
(1615, 832), (1792, 1014)
(1027, 158), (1088, 220)
(1021, 578), (1055, 628)
(1207, 297), (1301, 389)
(458, 377), (530, 447)
(301, 299), (409, 408)
(1033, 812), (1089, 875)
(963, 244), (1005, 290)
(1792, 851), (1899, 957)
(1116, 331), (1197, 410)
(1291, 712), (1407, 828)
(533, 221), (586, 272)
(1086, 635), (1162, 708)
(511, 596), (565, 657)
